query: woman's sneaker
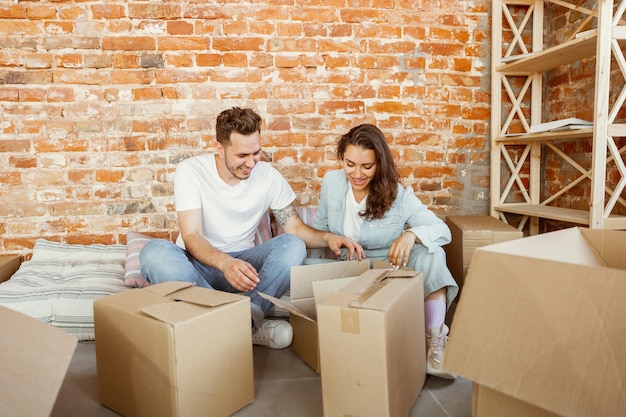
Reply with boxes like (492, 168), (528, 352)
(426, 324), (457, 379)
(252, 319), (293, 349)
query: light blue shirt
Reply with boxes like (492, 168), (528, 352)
(313, 170), (451, 257)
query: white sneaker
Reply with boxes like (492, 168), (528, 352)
(252, 319), (293, 349)
(426, 324), (457, 380)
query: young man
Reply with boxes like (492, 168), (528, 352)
(140, 107), (364, 349)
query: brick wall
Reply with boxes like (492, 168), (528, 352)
(0, 0), (491, 255)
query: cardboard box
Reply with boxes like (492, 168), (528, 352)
(94, 281), (254, 417)
(317, 268), (426, 417)
(0, 254), (22, 283)
(261, 260), (370, 372)
(444, 227), (626, 417)
(445, 215), (522, 288)
(444, 215), (522, 324)
(0, 304), (77, 417)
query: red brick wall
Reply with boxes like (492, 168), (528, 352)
(0, 1), (491, 255)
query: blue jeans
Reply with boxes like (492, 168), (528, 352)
(139, 233), (307, 328)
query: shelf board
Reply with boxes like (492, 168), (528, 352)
(497, 32), (596, 73)
(494, 204), (591, 225)
(495, 204), (626, 229)
(495, 128), (593, 143)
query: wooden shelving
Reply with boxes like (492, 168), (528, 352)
(490, 0), (626, 234)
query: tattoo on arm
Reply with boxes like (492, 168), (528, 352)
(273, 204), (297, 227)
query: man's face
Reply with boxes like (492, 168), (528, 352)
(218, 131), (263, 183)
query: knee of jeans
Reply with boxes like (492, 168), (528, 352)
(278, 233), (307, 261)
(139, 239), (170, 269)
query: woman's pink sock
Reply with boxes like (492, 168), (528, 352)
(424, 299), (446, 332)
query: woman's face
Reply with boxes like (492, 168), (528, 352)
(342, 144), (377, 194)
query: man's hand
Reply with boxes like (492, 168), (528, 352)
(326, 234), (365, 261)
(223, 257), (260, 292)
(388, 231), (417, 268)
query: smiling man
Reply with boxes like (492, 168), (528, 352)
(139, 107), (364, 349)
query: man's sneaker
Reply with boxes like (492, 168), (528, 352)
(252, 319), (293, 349)
(426, 323), (457, 379)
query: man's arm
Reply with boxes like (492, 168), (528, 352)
(178, 209), (260, 292)
(273, 203), (365, 260)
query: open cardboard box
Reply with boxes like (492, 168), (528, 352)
(0, 304), (77, 417)
(444, 227), (626, 417)
(317, 268), (426, 417)
(94, 281), (254, 417)
(260, 260), (370, 372)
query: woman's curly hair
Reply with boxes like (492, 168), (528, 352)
(337, 124), (400, 220)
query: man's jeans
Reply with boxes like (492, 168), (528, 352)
(139, 233), (306, 329)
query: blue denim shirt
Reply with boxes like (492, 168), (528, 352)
(312, 170), (451, 257)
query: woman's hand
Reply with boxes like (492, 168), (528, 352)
(388, 231), (418, 268)
(326, 234), (365, 261)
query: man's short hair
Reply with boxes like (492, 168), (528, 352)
(215, 107), (262, 146)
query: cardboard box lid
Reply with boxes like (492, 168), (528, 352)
(0, 305), (77, 417)
(141, 282), (248, 325)
(322, 269), (422, 312)
(444, 227), (626, 417)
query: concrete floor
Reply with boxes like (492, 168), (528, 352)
(51, 341), (472, 417)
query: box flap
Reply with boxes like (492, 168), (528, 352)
(476, 227), (607, 267)
(0, 305), (77, 417)
(311, 276), (358, 305)
(445, 229), (626, 417)
(321, 269), (421, 312)
(580, 228), (626, 269)
(141, 301), (205, 325)
(144, 281), (194, 297)
(341, 269), (419, 296)
(259, 292), (315, 322)
(349, 274), (421, 312)
(290, 260), (369, 301)
(169, 285), (246, 307)
(140, 285), (247, 325)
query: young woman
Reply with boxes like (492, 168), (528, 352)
(312, 123), (459, 379)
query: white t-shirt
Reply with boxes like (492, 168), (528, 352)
(343, 187), (366, 241)
(174, 153), (296, 252)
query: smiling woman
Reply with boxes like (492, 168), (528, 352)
(310, 123), (460, 380)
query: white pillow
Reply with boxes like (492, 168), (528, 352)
(0, 239), (128, 341)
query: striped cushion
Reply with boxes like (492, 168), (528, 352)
(0, 239), (127, 341)
(124, 231), (153, 288)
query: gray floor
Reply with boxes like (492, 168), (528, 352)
(51, 341), (472, 417)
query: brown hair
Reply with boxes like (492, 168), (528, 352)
(337, 124), (400, 220)
(215, 107), (262, 146)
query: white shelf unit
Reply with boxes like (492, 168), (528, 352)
(491, 0), (626, 234)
